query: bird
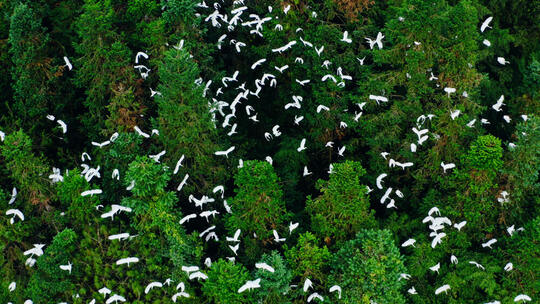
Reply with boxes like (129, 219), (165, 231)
(255, 262), (275, 273)
(303, 278), (313, 292)
(134, 126), (150, 138)
(63, 56), (72, 70)
(513, 294), (531, 302)
(430, 262), (440, 274)
(6, 209), (24, 224)
(435, 284), (451, 295)
(289, 222), (299, 234)
(227, 229), (242, 242)
(60, 261), (73, 274)
(173, 155), (185, 175)
(145, 282), (163, 294)
(453, 221), (467, 231)
(408, 287), (418, 295)
(229, 243), (240, 255)
(341, 31), (352, 43)
(273, 229), (286, 242)
(177, 174), (189, 191)
(451, 255), (458, 264)
(315, 45), (324, 56)
(98, 287), (112, 296)
(356, 57), (366, 65)
(441, 162), (456, 173)
(480, 16), (493, 32)
(23, 244), (45, 257)
(108, 233), (130, 241)
(376, 173), (387, 189)
(329, 285), (342, 299)
(497, 57), (509, 65)
(106, 294), (126, 304)
(251, 58), (266, 70)
(81, 189), (102, 197)
(444, 87), (456, 97)
(337, 146), (346, 157)
(431, 232), (446, 248)
(492, 95), (505, 111)
(215, 146), (235, 158)
(181, 265), (199, 274)
(135, 51), (149, 63)
(180, 214), (197, 225)
(428, 207), (441, 216)
(317, 104), (330, 113)
(297, 138), (307, 152)
(365, 32), (384, 49)
(307, 292), (324, 302)
(116, 257), (139, 266)
(303, 166), (312, 177)
(189, 271), (208, 281)
(238, 278), (261, 293)
(482, 239), (497, 249)
(504, 262), (513, 271)
(401, 239), (416, 247)
(8, 281), (16, 292)
(469, 261), (485, 270)
(369, 94), (388, 104)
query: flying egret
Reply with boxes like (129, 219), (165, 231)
(469, 261), (485, 270)
(341, 31), (352, 43)
(189, 271), (208, 280)
(145, 281), (163, 294)
(238, 278), (261, 293)
(401, 239), (416, 247)
(63, 56), (72, 70)
(226, 229), (241, 242)
(108, 233), (130, 241)
(482, 239), (497, 249)
(81, 189), (102, 197)
(513, 294), (531, 302)
(135, 51), (149, 64)
(215, 146), (235, 158)
(492, 95), (505, 112)
(289, 222), (299, 234)
(255, 262), (275, 273)
(6, 209), (24, 224)
(297, 138), (307, 152)
(106, 294), (126, 304)
(307, 292), (323, 302)
(303, 278), (313, 292)
(435, 284), (450, 295)
(376, 173), (387, 189)
(8, 187), (17, 205)
(454, 221), (467, 231)
(430, 262), (441, 274)
(59, 261), (72, 274)
(480, 16), (493, 32)
(273, 229), (286, 242)
(116, 257), (139, 266)
(444, 87), (456, 97)
(329, 285), (342, 299)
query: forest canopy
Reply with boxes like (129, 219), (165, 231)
(0, 0), (538, 303)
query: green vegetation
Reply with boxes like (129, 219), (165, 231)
(0, 0), (537, 303)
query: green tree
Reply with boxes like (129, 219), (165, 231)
(284, 232), (331, 284)
(154, 47), (226, 193)
(7, 3), (53, 142)
(306, 161), (376, 245)
(329, 229), (407, 304)
(254, 251), (293, 304)
(226, 160), (288, 248)
(26, 228), (78, 303)
(201, 259), (254, 304)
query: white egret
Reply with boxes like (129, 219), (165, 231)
(255, 262), (275, 273)
(238, 278), (261, 293)
(116, 257), (139, 266)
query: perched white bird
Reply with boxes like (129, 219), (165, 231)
(8, 281), (16, 292)
(504, 262), (513, 272)
(189, 271), (208, 281)
(376, 173), (387, 189)
(365, 32), (384, 49)
(251, 58), (267, 70)
(444, 87), (457, 97)
(307, 292), (323, 302)
(369, 94), (388, 104)
(408, 287), (418, 294)
(134, 126), (150, 138)
(451, 255), (458, 264)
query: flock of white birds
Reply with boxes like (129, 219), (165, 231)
(1, 0), (534, 303)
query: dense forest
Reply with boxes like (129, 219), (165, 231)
(0, 0), (539, 303)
